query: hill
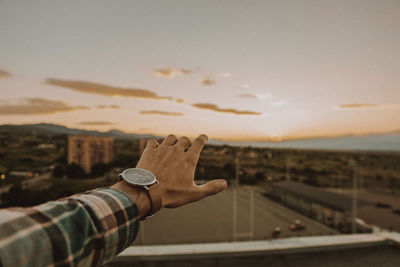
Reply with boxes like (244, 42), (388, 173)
(1, 123), (400, 151)
(0, 123), (156, 140)
(210, 133), (400, 152)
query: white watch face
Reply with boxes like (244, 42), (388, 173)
(121, 168), (157, 186)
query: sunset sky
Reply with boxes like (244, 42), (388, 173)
(1, 0), (399, 141)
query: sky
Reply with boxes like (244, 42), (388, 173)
(0, 0), (399, 141)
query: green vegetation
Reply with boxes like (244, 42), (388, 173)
(0, 131), (66, 174)
(1, 177), (112, 208)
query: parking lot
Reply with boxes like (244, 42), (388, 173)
(134, 186), (337, 245)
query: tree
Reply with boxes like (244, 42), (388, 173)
(52, 164), (65, 178)
(89, 163), (110, 178)
(66, 163), (86, 179)
(222, 163), (236, 179)
(6, 185), (26, 206)
(255, 171), (266, 181)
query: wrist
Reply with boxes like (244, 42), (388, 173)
(111, 181), (151, 220)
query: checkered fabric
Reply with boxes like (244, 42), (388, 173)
(0, 187), (140, 267)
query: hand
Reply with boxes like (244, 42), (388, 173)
(136, 134), (227, 208)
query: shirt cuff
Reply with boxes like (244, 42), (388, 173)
(71, 187), (140, 264)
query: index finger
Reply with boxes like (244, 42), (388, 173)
(187, 134), (208, 157)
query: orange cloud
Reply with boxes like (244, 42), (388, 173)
(77, 121), (117, 126)
(192, 103), (262, 115)
(96, 104), (120, 109)
(0, 98), (89, 115)
(238, 94), (258, 99)
(46, 78), (175, 101)
(201, 77), (216, 86)
(140, 110), (184, 116)
(337, 104), (380, 109)
(0, 69), (11, 78)
(154, 68), (194, 78)
(238, 93), (273, 101)
(175, 98), (186, 103)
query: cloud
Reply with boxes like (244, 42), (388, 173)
(154, 68), (194, 78)
(0, 98), (89, 115)
(96, 104), (120, 109)
(46, 78), (175, 101)
(238, 92), (272, 100)
(271, 100), (289, 107)
(192, 103), (262, 115)
(336, 104), (379, 109)
(201, 77), (216, 86)
(217, 72), (232, 78)
(77, 121), (117, 126)
(200, 72), (231, 86)
(140, 110), (184, 116)
(335, 103), (397, 110)
(0, 69), (11, 78)
(175, 98), (186, 103)
(238, 94), (258, 99)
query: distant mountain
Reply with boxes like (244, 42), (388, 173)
(0, 123), (157, 140)
(208, 132), (400, 152)
(1, 123), (399, 151)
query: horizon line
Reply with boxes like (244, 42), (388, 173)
(1, 122), (399, 143)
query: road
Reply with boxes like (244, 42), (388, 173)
(134, 186), (337, 245)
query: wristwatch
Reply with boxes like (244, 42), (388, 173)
(119, 168), (162, 219)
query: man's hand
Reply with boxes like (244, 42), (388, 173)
(137, 134), (227, 208)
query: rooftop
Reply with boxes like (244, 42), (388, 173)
(108, 233), (400, 267)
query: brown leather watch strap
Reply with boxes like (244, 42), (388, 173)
(144, 183), (162, 219)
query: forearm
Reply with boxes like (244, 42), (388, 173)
(0, 187), (142, 267)
(0, 133), (226, 267)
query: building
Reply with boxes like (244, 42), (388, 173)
(68, 136), (114, 173)
(269, 181), (371, 233)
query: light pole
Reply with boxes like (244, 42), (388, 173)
(286, 157), (291, 181)
(350, 158), (358, 234)
(234, 147), (243, 187)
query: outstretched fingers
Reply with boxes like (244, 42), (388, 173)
(145, 139), (159, 150)
(187, 134), (208, 161)
(161, 134), (177, 146)
(176, 136), (192, 149)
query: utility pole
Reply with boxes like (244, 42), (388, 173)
(232, 189), (237, 240)
(232, 147), (254, 241)
(350, 158), (358, 234)
(359, 156), (364, 190)
(286, 157), (291, 181)
(233, 148), (240, 240)
(235, 148), (241, 187)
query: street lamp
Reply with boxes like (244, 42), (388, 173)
(349, 158), (358, 234)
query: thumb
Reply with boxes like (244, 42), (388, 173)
(196, 179), (227, 198)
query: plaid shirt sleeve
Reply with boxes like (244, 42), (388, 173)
(0, 187), (140, 267)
